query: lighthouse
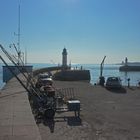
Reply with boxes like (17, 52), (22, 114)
(62, 48), (68, 68)
(125, 57), (128, 66)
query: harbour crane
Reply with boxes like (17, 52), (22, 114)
(99, 56), (106, 86)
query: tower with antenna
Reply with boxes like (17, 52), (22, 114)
(2, 1), (33, 83)
(17, 2), (21, 65)
(13, 1), (22, 65)
(11, 1), (27, 65)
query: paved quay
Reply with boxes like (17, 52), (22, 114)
(39, 81), (140, 140)
(0, 75), (42, 140)
(1, 75), (140, 140)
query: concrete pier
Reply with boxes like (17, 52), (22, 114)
(0, 75), (41, 140)
(1, 70), (140, 140)
(39, 81), (140, 140)
(53, 70), (90, 81)
(119, 65), (140, 71)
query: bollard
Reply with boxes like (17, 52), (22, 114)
(127, 78), (130, 87)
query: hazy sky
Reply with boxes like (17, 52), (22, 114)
(0, 0), (140, 64)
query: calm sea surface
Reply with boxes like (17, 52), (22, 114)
(0, 63), (140, 89)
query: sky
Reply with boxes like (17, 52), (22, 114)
(0, 0), (140, 64)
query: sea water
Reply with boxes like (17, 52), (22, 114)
(0, 63), (140, 89)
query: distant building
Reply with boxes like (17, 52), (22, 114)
(62, 48), (68, 68)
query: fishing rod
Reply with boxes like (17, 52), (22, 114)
(9, 43), (24, 66)
(0, 55), (41, 99)
(0, 45), (41, 98)
(0, 55), (32, 95)
(0, 44), (36, 89)
(0, 44), (28, 79)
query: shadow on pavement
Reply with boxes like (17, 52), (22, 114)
(36, 116), (82, 133)
(106, 87), (127, 94)
(43, 119), (55, 133)
(67, 116), (82, 126)
(55, 116), (82, 126)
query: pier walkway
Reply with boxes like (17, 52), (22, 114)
(0, 75), (42, 140)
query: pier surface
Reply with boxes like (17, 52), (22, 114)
(0, 75), (41, 140)
(1, 76), (140, 140)
(39, 81), (140, 140)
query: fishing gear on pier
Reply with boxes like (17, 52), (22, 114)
(0, 44), (41, 99)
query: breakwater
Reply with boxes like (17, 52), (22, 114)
(53, 69), (90, 81)
(119, 65), (140, 71)
(33, 66), (90, 81)
(33, 66), (62, 76)
(3, 65), (33, 83)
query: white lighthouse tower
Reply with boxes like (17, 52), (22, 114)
(125, 57), (128, 66)
(62, 48), (68, 68)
